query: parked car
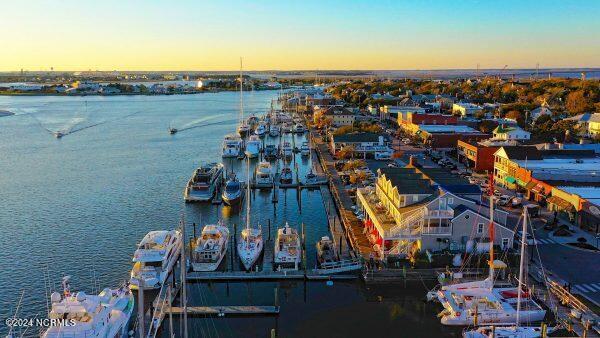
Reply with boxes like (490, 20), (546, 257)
(493, 189), (502, 197)
(511, 197), (522, 207)
(497, 195), (512, 206)
(515, 231), (537, 246)
(524, 204), (540, 217)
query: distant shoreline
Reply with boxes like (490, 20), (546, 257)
(0, 87), (282, 97)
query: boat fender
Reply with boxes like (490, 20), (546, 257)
(326, 280), (334, 286)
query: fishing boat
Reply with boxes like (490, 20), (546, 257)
(255, 122), (267, 137)
(300, 141), (310, 156)
(280, 141), (293, 159)
(238, 157), (264, 271)
(463, 209), (553, 337)
(222, 172), (243, 206)
(281, 122), (293, 133)
(42, 277), (134, 338)
(316, 236), (338, 266)
(269, 124), (280, 137)
(293, 123), (306, 134)
(191, 223), (229, 272)
(255, 161), (273, 186)
(222, 134), (243, 158)
(129, 230), (182, 290)
(245, 135), (262, 159)
(274, 223), (301, 269)
(264, 144), (278, 160)
(184, 162), (224, 202)
(280, 164), (293, 184)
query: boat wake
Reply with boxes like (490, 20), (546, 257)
(33, 110), (142, 138)
(174, 118), (238, 133)
(178, 115), (221, 130)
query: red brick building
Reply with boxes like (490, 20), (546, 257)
(398, 112), (457, 127)
(457, 140), (500, 172)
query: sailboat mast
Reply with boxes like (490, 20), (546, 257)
(246, 156), (251, 231)
(516, 207), (528, 325)
(240, 58), (244, 124)
(488, 173), (495, 284)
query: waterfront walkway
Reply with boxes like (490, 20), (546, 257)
(311, 132), (374, 259)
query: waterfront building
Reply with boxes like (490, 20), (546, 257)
(452, 102), (483, 117)
(356, 166), (513, 259)
(329, 132), (391, 158)
(492, 125), (531, 141)
(71, 80), (100, 91)
(397, 112), (457, 127)
(381, 105), (426, 122)
(314, 106), (356, 126)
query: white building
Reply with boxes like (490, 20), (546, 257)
(492, 125), (530, 141)
(452, 103), (483, 117)
(530, 105), (552, 121)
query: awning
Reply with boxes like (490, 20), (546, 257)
(546, 195), (575, 211)
(525, 181), (537, 190)
(516, 179), (528, 187)
(531, 183), (547, 195)
(505, 176), (516, 184)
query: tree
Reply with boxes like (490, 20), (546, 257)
(342, 159), (366, 171)
(566, 90), (593, 115)
(336, 145), (355, 159)
(479, 120), (498, 133)
(349, 170), (368, 186)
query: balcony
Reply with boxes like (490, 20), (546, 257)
(422, 226), (452, 235)
(424, 209), (454, 219)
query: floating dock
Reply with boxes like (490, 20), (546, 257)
(166, 305), (279, 316)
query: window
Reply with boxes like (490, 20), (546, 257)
(413, 195), (418, 202)
(448, 197), (454, 205)
(477, 223), (484, 234)
(502, 238), (510, 249)
(440, 198), (446, 208)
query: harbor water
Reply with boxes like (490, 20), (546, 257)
(0, 92), (460, 337)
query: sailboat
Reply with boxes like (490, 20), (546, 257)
(463, 208), (554, 338)
(237, 157), (264, 271)
(236, 58), (250, 137)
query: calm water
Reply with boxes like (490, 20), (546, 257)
(0, 92), (459, 337)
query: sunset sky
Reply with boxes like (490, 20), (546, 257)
(3, 0), (600, 71)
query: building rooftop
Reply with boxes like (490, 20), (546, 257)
(332, 132), (382, 143)
(565, 113), (600, 123)
(557, 186), (600, 201)
(378, 168), (435, 194)
(417, 124), (482, 134)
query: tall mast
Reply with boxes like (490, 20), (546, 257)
(488, 173), (495, 284)
(516, 207), (528, 325)
(240, 57), (244, 125)
(245, 156), (251, 232)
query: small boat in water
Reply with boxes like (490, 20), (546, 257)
(53, 131), (65, 138)
(281, 123), (293, 133)
(280, 165), (293, 184)
(255, 122), (267, 137)
(255, 161), (273, 186)
(130, 230), (182, 290)
(245, 135), (261, 159)
(222, 134), (243, 158)
(238, 157), (264, 271)
(264, 144), (278, 160)
(222, 172), (243, 206)
(191, 223), (229, 272)
(247, 114), (259, 127)
(184, 162), (224, 202)
(293, 123), (306, 134)
(304, 170), (327, 186)
(280, 141), (293, 159)
(269, 124), (280, 137)
(237, 122), (250, 137)
(300, 141), (310, 156)
(274, 222), (301, 270)
(42, 277), (134, 338)
(316, 236), (338, 266)
(168, 127), (178, 135)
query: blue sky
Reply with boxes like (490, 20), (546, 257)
(2, 0), (599, 70)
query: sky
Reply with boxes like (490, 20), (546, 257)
(2, 0), (600, 71)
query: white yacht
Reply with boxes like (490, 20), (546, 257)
(238, 157), (264, 271)
(222, 172), (243, 206)
(42, 277), (134, 338)
(255, 122), (267, 137)
(280, 164), (293, 184)
(255, 161), (273, 186)
(222, 134), (243, 158)
(274, 223), (301, 269)
(316, 236), (338, 266)
(464, 325), (554, 338)
(184, 162), (224, 202)
(293, 123), (306, 134)
(247, 114), (259, 127)
(300, 141), (310, 156)
(237, 122), (250, 137)
(281, 122), (293, 133)
(280, 141), (293, 159)
(269, 124), (280, 137)
(191, 223), (229, 272)
(245, 135), (262, 159)
(303, 170), (328, 186)
(130, 230), (182, 290)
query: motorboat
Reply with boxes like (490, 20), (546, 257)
(247, 114), (259, 127)
(255, 161), (273, 186)
(191, 223), (229, 272)
(264, 144), (278, 160)
(245, 135), (262, 159)
(184, 162), (224, 202)
(300, 142), (310, 156)
(237, 122), (250, 137)
(222, 172), (243, 206)
(269, 124), (280, 137)
(316, 236), (338, 266)
(53, 131), (64, 138)
(42, 277), (134, 338)
(168, 127), (178, 135)
(130, 230), (182, 290)
(280, 165), (293, 184)
(293, 123), (306, 134)
(255, 122), (268, 137)
(274, 223), (301, 269)
(238, 157), (264, 271)
(222, 134), (243, 158)
(280, 141), (293, 159)
(281, 122), (293, 133)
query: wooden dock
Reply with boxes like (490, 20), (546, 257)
(166, 305), (279, 316)
(262, 239), (274, 272)
(186, 270), (359, 281)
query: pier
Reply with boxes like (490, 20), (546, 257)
(166, 305), (279, 316)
